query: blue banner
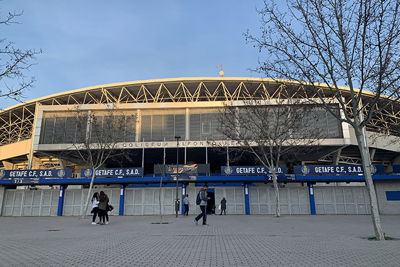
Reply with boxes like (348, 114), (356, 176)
(393, 165), (400, 173)
(221, 166), (287, 176)
(12, 178), (41, 184)
(81, 168), (143, 178)
(294, 165), (385, 175)
(0, 169), (72, 179)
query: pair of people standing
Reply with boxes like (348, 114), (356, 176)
(91, 191), (110, 225)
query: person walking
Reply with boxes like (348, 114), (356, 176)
(98, 191), (109, 225)
(91, 192), (99, 225)
(220, 197), (227, 215)
(194, 185), (208, 226)
(183, 194), (190, 216)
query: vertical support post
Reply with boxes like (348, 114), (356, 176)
(181, 183), (186, 215)
(175, 135), (181, 218)
(119, 184), (125, 216)
(307, 182), (316, 215)
(226, 144), (230, 167)
(244, 183), (250, 215)
(57, 185), (66, 216)
(0, 186), (5, 216)
(142, 138), (145, 171)
(205, 137), (208, 167)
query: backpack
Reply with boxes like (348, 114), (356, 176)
(196, 192), (201, 205)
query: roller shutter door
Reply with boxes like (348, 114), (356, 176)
(63, 188), (120, 216)
(124, 187), (177, 215)
(214, 187), (245, 215)
(249, 185), (310, 215)
(314, 186), (370, 215)
(2, 189), (59, 216)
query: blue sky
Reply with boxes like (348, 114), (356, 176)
(1, 0), (264, 108)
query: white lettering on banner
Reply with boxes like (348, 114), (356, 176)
(348, 166), (363, 173)
(335, 166), (345, 173)
(236, 167), (255, 174)
(315, 166), (335, 173)
(120, 189), (124, 195)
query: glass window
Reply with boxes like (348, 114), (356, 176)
(40, 118), (55, 144)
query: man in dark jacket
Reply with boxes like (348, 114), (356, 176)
(220, 197), (227, 215)
(194, 185), (208, 226)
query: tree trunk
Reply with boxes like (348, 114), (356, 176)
(271, 170), (280, 217)
(81, 169), (96, 218)
(354, 128), (385, 240)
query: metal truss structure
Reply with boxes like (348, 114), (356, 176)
(1, 77), (400, 146)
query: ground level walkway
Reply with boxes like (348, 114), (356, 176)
(0, 215), (399, 266)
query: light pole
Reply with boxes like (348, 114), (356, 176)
(175, 135), (181, 218)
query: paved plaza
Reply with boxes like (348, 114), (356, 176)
(0, 214), (399, 266)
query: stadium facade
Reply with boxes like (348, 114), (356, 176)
(0, 77), (400, 217)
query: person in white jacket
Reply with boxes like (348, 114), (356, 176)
(91, 192), (99, 225)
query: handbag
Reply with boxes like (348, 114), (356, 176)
(107, 204), (114, 211)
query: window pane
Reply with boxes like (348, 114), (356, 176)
(175, 115), (185, 140)
(40, 118), (55, 144)
(125, 115), (136, 142)
(190, 114), (201, 140)
(65, 117), (77, 143)
(53, 117), (66, 144)
(141, 115), (151, 141)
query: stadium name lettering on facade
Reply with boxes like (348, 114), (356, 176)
(119, 140), (241, 148)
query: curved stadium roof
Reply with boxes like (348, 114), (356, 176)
(0, 77), (399, 146)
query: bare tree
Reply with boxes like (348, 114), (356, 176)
(220, 99), (325, 217)
(0, 11), (40, 102)
(246, 0), (400, 239)
(69, 106), (128, 218)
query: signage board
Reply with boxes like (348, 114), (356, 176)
(0, 169), (72, 179)
(294, 165), (385, 175)
(12, 178), (40, 184)
(81, 168), (143, 178)
(166, 164), (198, 175)
(221, 166), (287, 176)
(392, 165), (400, 173)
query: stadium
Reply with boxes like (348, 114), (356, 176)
(0, 77), (399, 217)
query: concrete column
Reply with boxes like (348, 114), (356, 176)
(307, 182), (316, 215)
(244, 184), (250, 215)
(119, 184), (125, 216)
